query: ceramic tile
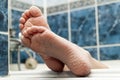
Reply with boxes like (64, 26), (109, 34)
(47, 13), (68, 39)
(97, 0), (118, 4)
(0, 0), (8, 32)
(85, 48), (98, 59)
(47, 0), (68, 14)
(71, 8), (96, 46)
(47, 4), (68, 14)
(11, 0), (43, 12)
(98, 2), (120, 45)
(0, 34), (8, 75)
(70, 0), (95, 10)
(100, 46), (120, 60)
(11, 10), (23, 38)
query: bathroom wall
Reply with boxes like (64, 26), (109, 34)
(10, 0), (120, 65)
(0, 0), (8, 75)
(47, 0), (120, 60)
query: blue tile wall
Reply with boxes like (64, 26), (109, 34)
(100, 46), (120, 60)
(85, 48), (98, 59)
(11, 51), (29, 63)
(98, 2), (120, 45)
(71, 8), (96, 47)
(47, 13), (68, 39)
(0, 0), (8, 76)
(0, 0), (8, 32)
(0, 34), (8, 76)
(47, 1), (120, 61)
(11, 10), (23, 38)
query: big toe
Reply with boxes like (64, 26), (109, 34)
(29, 6), (42, 17)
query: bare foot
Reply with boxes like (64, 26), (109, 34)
(20, 6), (108, 76)
(22, 26), (92, 76)
(19, 6), (64, 72)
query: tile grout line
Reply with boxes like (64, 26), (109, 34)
(67, 0), (71, 42)
(0, 32), (8, 35)
(8, 0), (12, 75)
(43, 0), (48, 23)
(95, 0), (100, 61)
(83, 43), (120, 49)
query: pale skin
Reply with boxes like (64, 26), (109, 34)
(19, 6), (108, 76)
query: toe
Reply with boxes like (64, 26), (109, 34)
(22, 13), (28, 20)
(29, 6), (42, 17)
(19, 17), (26, 24)
(24, 10), (31, 18)
(72, 63), (91, 77)
(27, 27), (38, 35)
(23, 30), (30, 38)
(27, 26), (46, 35)
(19, 23), (24, 31)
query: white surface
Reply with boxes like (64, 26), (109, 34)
(2, 60), (119, 79)
(101, 60), (120, 68)
(1, 78), (120, 80)
(9, 60), (120, 78)
(9, 69), (120, 78)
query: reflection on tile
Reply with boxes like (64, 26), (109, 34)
(97, 0), (118, 4)
(0, 0), (8, 32)
(100, 46), (120, 60)
(12, 10), (23, 38)
(98, 2), (120, 45)
(70, 0), (95, 10)
(85, 48), (98, 59)
(11, 0), (43, 12)
(71, 8), (96, 46)
(47, 13), (68, 39)
(47, 4), (68, 14)
(0, 34), (8, 75)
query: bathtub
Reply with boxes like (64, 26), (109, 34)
(8, 60), (120, 79)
